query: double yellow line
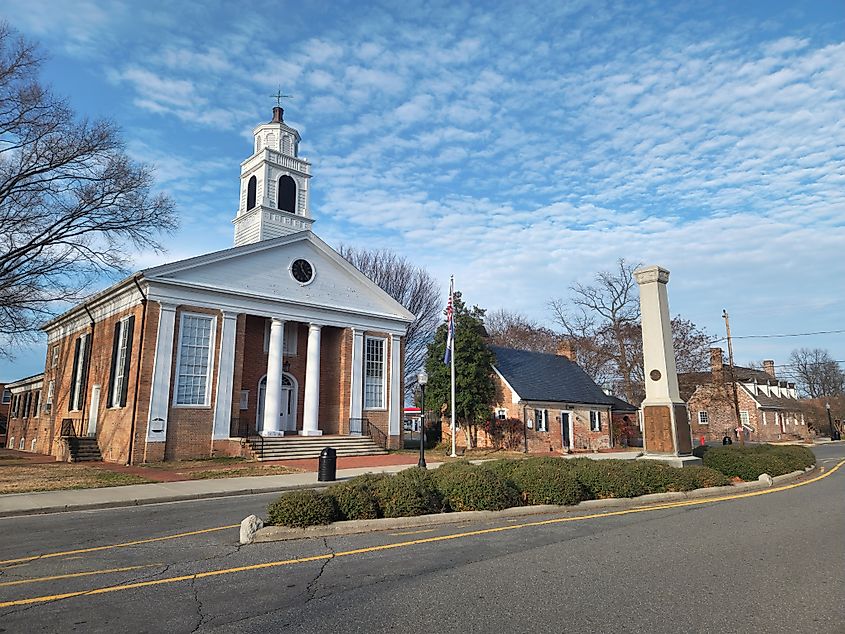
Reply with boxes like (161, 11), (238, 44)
(1, 460), (840, 610)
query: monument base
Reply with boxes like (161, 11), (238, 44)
(642, 403), (693, 454)
(637, 454), (702, 468)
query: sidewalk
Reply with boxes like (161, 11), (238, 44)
(0, 450), (642, 517)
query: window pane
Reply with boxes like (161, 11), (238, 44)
(176, 315), (214, 405)
(364, 338), (385, 409)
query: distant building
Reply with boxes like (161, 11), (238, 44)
(444, 341), (636, 452)
(681, 348), (809, 443)
(5, 374), (45, 453)
(0, 383), (12, 447)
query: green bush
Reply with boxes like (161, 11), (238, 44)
(328, 473), (387, 520)
(267, 489), (337, 527)
(375, 467), (444, 518)
(432, 461), (521, 511)
(669, 466), (731, 490)
(703, 444), (815, 480)
(509, 460), (589, 506)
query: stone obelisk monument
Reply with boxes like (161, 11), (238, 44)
(634, 265), (700, 466)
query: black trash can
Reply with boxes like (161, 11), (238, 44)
(318, 447), (337, 482)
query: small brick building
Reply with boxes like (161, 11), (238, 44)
(5, 107), (414, 463)
(681, 349), (810, 443)
(444, 342), (636, 453)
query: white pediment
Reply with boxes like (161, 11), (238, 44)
(143, 232), (415, 323)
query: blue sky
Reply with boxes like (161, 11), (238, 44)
(2, 0), (844, 384)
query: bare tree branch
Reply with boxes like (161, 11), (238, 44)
(0, 22), (177, 357)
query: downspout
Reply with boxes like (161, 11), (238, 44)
(522, 403), (528, 454)
(81, 305), (96, 437)
(126, 276), (148, 465)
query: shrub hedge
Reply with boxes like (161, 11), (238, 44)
(265, 445), (813, 527)
(374, 467), (444, 518)
(432, 461), (521, 511)
(267, 489), (337, 527)
(702, 444), (815, 480)
(329, 473), (387, 520)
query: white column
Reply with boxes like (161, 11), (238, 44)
(349, 329), (364, 434)
(213, 312), (238, 440)
(262, 318), (285, 436)
(301, 323), (323, 436)
(147, 303), (177, 442)
(388, 333), (401, 438)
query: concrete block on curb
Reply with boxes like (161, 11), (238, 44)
(758, 473), (774, 486)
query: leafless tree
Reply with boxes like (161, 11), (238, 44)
(484, 309), (560, 354)
(338, 246), (440, 397)
(549, 259), (641, 402)
(787, 348), (845, 398)
(0, 23), (176, 356)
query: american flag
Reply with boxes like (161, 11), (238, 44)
(443, 277), (454, 365)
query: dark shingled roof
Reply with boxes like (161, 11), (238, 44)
(491, 346), (633, 409)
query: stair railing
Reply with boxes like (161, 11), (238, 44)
(360, 418), (388, 449)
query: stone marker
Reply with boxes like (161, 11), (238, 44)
(758, 473), (773, 486)
(240, 514), (264, 544)
(633, 265), (701, 467)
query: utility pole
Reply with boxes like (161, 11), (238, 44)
(722, 310), (744, 447)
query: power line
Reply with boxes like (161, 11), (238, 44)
(710, 328), (845, 343)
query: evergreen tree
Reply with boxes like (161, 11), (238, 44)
(423, 292), (496, 449)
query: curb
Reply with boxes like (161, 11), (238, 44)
(246, 465), (817, 544)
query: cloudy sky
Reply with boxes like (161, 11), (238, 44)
(2, 0), (844, 383)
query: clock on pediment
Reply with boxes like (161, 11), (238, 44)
(290, 258), (314, 285)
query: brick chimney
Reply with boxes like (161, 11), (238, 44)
(710, 348), (724, 375)
(763, 360), (776, 378)
(557, 339), (576, 361)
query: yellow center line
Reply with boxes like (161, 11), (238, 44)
(0, 524), (239, 567)
(0, 564), (162, 588)
(0, 459), (840, 610)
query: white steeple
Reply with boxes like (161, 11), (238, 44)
(233, 105), (313, 246)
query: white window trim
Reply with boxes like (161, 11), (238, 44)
(109, 316), (132, 409)
(698, 410), (709, 425)
(239, 390), (249, 411)
(70, 333), (89, 412)
(1, 388), (10, 405)
(535, 408), (548, 432)
(496, 408), (507, 420)
(590, 410), (601, 432)
(172, 312), (217, 408)
(51, 345), (59, 368)
(740, 410), (750, 426)
(363, 336), (387, 411)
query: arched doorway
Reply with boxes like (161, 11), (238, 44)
(256, 373), (298, 433)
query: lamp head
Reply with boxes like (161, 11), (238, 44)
(417, 369), (428, 386)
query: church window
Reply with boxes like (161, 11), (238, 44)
(174, 313), (216, 406)
(278, 175), (297, 213)
(589, 410), (601, 431)
(246, 175), (257, 210)
(69, 333), (91, 411)
(364, 337), (386, 409)
(282, 135), (291, 154)
(1, 388), (9, 405)
(108, 316), (135, 408)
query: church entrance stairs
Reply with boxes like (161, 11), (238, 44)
(247, 435), (387, 461)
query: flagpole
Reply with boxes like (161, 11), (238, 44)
(450, 275), (457, 457)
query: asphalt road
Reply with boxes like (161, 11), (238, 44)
(0, 445), (843, 633)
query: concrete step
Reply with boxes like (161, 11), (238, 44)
(247, 435), (387, 461)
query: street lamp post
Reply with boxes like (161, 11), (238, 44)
(417, 370), (428, 469)
(826, 402), (836, 441)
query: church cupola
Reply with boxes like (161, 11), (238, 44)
(233, 102), (313, 246)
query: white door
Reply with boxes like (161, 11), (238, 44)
(87, 384), (100, 437)
(256, 374), (298, 433)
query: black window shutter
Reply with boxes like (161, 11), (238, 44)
(79, 334), (92, 411)
(107, 322), (121, 408)
(69, 337), (81, 408)
(120, 316), (135, 407)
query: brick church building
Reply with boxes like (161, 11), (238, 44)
(6, 106), (414, 463)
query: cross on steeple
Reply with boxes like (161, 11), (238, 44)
(271, 89), (293, 107)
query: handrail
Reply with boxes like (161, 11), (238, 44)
(359, 418), (388, 449)
(60, 418), (83, 437)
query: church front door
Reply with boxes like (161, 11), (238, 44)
(257, 373), (298, 434)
